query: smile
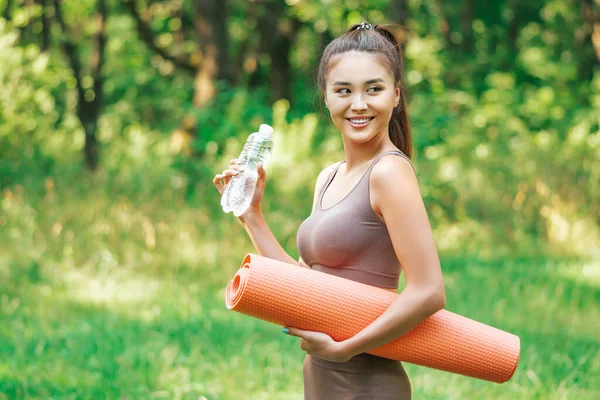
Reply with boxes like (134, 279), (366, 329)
(347, 117), (375, 127)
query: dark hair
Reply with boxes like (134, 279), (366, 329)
(316, 22), (412, 159)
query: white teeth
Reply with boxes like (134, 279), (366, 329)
(349, 118), (371, 124)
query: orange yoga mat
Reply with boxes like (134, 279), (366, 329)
(225, 254), (520, 383)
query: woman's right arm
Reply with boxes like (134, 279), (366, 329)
(214, 158), (337, 267)
(238, 208), (298, 264)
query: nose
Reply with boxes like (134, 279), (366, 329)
(350, 94), (368, 112)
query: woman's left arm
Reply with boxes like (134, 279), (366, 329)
(337, 155), (446, 359)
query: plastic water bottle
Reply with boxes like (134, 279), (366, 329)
(221, 124), (274, 217)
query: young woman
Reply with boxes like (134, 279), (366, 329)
(213, 22), (446, 400)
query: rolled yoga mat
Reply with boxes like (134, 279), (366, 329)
(225, 253), (520, 383)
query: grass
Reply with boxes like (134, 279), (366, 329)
(1, 169), (599, 399)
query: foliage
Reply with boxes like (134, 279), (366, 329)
(1, 0), (599, 253)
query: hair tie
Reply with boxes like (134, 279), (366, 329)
(354, 22), (375, 31)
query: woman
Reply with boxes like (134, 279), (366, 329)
(214, 22), (445, 400)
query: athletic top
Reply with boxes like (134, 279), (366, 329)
(296, 150), (415, 289)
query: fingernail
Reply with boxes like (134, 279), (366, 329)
(281, 327), (289, 334)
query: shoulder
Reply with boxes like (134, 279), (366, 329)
(371, 152), (416, 183)
(370, 153), (419, 213)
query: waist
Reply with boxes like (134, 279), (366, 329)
(311, 263), (399, 289)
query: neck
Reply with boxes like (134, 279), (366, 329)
(341, 136), (396, 172)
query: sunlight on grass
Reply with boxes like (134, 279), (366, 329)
(1, 170), (598, 399)
(63, 268), (161, 316)
(555, 261), (600, 288)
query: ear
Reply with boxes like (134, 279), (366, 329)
(394, 85), (401, 107)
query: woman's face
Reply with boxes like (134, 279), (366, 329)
(325, 51), (400, 145)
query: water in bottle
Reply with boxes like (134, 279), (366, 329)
(221, 124), (274, 217)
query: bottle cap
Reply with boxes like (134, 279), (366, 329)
(258, 124), (273, 139)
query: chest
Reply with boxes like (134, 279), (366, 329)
(320, 170), (384, 223)
(320, 167), (369, 209)
(298, 205), (391, 268)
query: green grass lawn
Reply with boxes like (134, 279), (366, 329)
(1, 175), (599, 399)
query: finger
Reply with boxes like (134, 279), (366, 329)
(222, 168), (241, 177)
(212, 175), (226, 194)
(300, 338), (309, 351)
(214, 173), (230, 184)
(215, 174), (233, 189)
(283, 327), (310, 339)
(257, 164), (266, 180)
(213, 170), (237, 188)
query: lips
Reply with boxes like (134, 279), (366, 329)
(347, 117), (375, 128)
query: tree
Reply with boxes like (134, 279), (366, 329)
(53, 0), (107, 171)
(122, 0), (231, 108)
(194, 0), (231, 107)
(580, 0), (600, 80)
(2, 0), (12, 21)
(391, 0), (410, 50)
(254, 0), (302, 104)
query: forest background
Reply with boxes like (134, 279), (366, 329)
(1, 0), (599, 399)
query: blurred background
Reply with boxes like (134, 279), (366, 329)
(0, 0), (599, 399)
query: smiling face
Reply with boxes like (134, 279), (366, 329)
(325, 51), (400, 145)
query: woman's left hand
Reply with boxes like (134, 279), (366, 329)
(283, 327), (353, 362)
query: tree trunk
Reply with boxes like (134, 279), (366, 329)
(123, 0), (196, 74)
(391, 0), (410, 53)
(82, 119), (100, 171)
(39, 0), (50, 51)
(81, 0), (106, 171)
(460, 0), (474, 52)
(194, 0), (230, 107)
(269, 19), (296, 103)
(319, 29), (334, 54)
(505, 0), (520, 54)
(232, 0), (259, 85)
(214, 0), (230, 82)
(433, 0), (452, 51)
(255, 0), (301, 104)
(580, 0), (600, 81)
(3, 0), (12, 21)
(391, 0), (409, 25)
(53, 0), (106, 171)
(498, 0), (539, 71)
(23, 0), (36, 42)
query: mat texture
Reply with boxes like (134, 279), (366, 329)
(225, 254), (520, 383)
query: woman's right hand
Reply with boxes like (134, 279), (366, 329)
(213, 158), (267, 220)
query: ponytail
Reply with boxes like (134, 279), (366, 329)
(389, 87), (412, 159)
(373, 25), (412, 159)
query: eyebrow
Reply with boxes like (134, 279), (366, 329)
(332, 78), (385, 86)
